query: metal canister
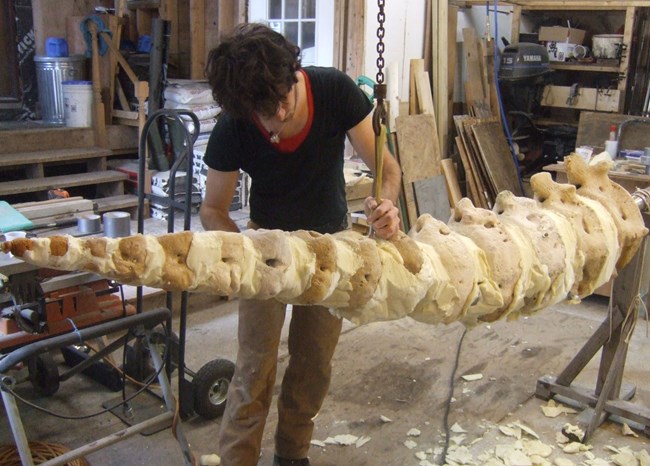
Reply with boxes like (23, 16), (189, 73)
(103, 212), (131, 238)
(77, 214), (102, 234)
(34, 55), (86, 125)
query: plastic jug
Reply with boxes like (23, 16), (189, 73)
(45, 37), (69, 57)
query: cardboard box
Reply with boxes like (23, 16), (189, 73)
(539, 26), (586, 45)
(545, 41), (577, 62)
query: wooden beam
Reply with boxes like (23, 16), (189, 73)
(218, 1), (238, 35)
(460, 0), (650, 7)
(160, 0), (180, 70)
(618, 6), (636, 108)
(415, 71), (435, 116)
(31, 0), (73, 55)
(463, 27), (490, 117)
(409, 59), (425, 115)
(447, 5), (459, 147)
(89, 21), (108, 148)
(441, 158), (462, 208)
(422, 0), (432, 77)
(506, 1), (647, 9)
(511, 5), (522, 45)
(107, 15), (122, 123)
(332, 0), (366, 79)
(483, 38), (499, 117)
(190, 0), (206, 79)
(434, 0), (449, 159)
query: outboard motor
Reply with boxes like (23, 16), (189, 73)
(499, 42), (550, 80)
(498, 43), (551, 114)
(497, 43), (575, 175)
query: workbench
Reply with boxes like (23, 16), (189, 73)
(544, 162), (650, 193)
(345, 175), (373, 213)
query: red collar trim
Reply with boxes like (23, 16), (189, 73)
(275, 69), (313, 152)
(251, 70), (313, 152)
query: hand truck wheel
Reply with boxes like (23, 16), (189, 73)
(192, 358), (235, 419)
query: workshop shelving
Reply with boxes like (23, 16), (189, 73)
(510, 3), (639, 122)
(0, 125), (140, 210)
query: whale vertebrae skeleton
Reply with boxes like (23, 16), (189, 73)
(2, 156), (647, 326)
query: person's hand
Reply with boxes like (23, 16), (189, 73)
(364, 197), (401, 239)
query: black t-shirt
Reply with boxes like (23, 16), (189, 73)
(203, 66), (373, 233)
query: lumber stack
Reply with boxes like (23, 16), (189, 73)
(453, 116), (523, 209)
(452, 28), (522, 209)
(462, 27), (499, 119)
(392, 59), (459, 231)
(14, 197), (95, 229)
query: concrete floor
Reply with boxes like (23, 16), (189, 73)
(0, 290), (649, 465)
(0, 214), (649, 465)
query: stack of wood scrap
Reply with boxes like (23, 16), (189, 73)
(392, 59), (461, 231)
(14, 197), (95, 229)
(462, 27), (499, 118)
(451, 27), (522, 209)
(453, 116), (522, 209)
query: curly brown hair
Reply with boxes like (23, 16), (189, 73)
(205, 23), (301, 120)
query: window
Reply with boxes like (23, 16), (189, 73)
(249, 0), (333, 67)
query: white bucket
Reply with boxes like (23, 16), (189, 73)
(592, 34), (624, 59)
(62, 80), (93, 127)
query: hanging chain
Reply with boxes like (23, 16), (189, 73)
(372, 0), (387, 135)
(375, 0), (386, 85)
(373, 0), (387, 121)
(371, 0), (387, 214)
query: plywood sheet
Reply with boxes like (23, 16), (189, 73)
(395, 113), (441, 184)
(454, 117), (489, 208)
(413, 175), (451, 222)
(461, 117), (495, 200)
(471, 120), (523, 196)
(462, 27), (490, 117)
(576, 111), (650, 154)
(455, 136), (482, 207)
(455, 115), (493, 207)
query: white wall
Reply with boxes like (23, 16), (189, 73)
(361, 3), (514, 106)
(363, 1), (426, 102)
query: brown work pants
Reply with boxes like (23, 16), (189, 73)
(218, 298), (343, 466)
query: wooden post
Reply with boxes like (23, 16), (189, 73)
(333, 0), (365, 80)
(433, 0), (449, 158)
(441, 159), (462, 208)
(190, 0), (206, 79)
(619, 6), (636, 110)
(409, 59), (425, 115)
(107, 15), (122, 124)
(447, 5), (458, 143)
(89, 21), (108, 148)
